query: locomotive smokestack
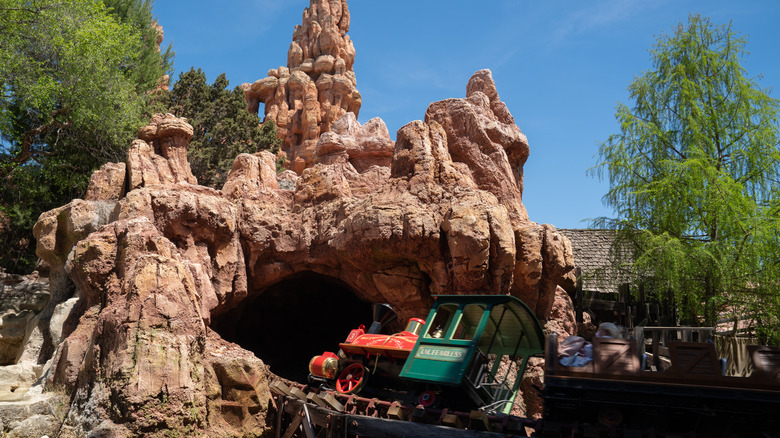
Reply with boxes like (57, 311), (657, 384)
(368, 303), (397, 334)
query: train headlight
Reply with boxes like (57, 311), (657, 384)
(309, 352), (339, 379)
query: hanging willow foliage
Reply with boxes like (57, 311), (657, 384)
(591, 15), (780, 344)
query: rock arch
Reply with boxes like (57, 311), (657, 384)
(211, 271), (373, 382)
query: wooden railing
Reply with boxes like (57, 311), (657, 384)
(635, 326), (715, 370)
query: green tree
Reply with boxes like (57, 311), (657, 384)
(103, 0), (174, 93)
(0, 0), (170, 273)
(1, 0), (146, 171)
(162, 68), (281, 188)
(591, 15), (780, 344)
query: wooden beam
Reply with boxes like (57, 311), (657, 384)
(441, 412), (462, 429)
(387, 404), (406, 421)
(468, 410), (490, 431)
(270, 380), (294, 397)
(290, 387), (308, 401)
(320, 393), (345, 412)
(346, 414), (511, 438)
(306, 392), (328, 408)
(281, 410), (303, 438)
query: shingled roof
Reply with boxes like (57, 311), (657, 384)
(558, 229), (634, 294)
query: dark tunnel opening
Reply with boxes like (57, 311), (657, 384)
(211, 272), (373, 382)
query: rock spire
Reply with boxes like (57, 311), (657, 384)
(243, 0), (361, 174)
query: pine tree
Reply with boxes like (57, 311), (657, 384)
(162, 68), (281, 188)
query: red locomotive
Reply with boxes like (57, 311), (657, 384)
(307, 296), (546, 413)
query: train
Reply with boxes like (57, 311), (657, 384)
(301, 294), (780, 437)
(307, 294), (545, 414)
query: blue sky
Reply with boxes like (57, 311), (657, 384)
(152, 1), (780, 229)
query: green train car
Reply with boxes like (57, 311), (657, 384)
(308, 294), (546, 414)
(302, 294), (780, 436)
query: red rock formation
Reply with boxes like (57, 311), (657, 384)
(130, 113), (197, 188)
(22, 0), (577, 433)
(30, 66), (574, 434)
(426, 69), (530, 224)
(242, 0), (361, 173)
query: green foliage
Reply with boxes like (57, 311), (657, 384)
(1, 0), (147, 167)
(591, 15), (780, 344)
(0, 0), (171, 273)
(161, 68), (281, 188)
(103, 0), (174, 93)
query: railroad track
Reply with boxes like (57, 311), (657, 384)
(269, 377), (537, 438)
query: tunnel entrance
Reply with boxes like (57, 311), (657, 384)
(211, 272), (373, 382)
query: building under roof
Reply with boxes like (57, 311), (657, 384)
(558, 229), (639, 327)
(558, 229), (634, 295)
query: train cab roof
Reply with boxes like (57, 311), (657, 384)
(400, 294), (545, 385)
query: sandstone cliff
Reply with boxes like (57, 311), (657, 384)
(0, 1), (577, 435)
(20, 69), (572, 436)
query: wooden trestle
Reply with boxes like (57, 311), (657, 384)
(269, 379), (536, 438)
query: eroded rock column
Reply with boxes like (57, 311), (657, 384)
(243, 0), (361, 174)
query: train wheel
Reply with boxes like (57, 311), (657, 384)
(418, 390), (436, 407)
(336, 363), (368, 394)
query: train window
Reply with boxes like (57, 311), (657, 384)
(425, 304), (457, 338)
(452, 304), (485, 340)
(478, 304), (525, 355)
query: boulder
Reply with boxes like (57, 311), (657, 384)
(0, 270), (50, 366)
(84, 162), (127, 202)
